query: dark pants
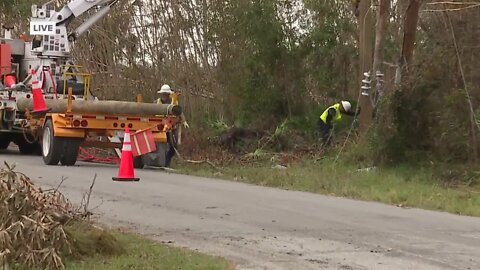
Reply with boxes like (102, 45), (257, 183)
(165, 130), (177, 167)
(318, 119), (332, 147)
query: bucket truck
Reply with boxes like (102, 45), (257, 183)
(0, 0), (180, 167)
(1, 0), (123, 96)
(0, 0), (124, 154)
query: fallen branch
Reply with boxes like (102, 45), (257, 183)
(182, 159), (220, 170)
(42, 176), (67, 193)
(83, 174), (97, 221)
(55, 176), (67, 193)
(173, 146), (222, 171)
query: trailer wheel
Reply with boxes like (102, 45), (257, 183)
(42, 119), (63, 165)
(141, 142), (167, 167)
(60, 138), (81, 166)
(133, 156), (144, 169)
(13, 133), (41, 155)
(156, 142), (168, 167)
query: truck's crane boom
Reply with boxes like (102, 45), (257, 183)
(13, 0), (134, 97)
(32, 0), (120, 42)
(1, 0), (136, 97)
(30, 0), (121, 59)
(0, 0), (182, 166)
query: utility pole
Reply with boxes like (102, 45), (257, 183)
(372, 0), (390, 99)
(357, 0), (374, 135)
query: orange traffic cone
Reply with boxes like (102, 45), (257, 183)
(112, 127), (140, 182)
(30, 69), (50, 114)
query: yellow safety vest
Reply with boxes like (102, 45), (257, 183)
(320, 103), (342, 123)
(156, 93), (178, 105)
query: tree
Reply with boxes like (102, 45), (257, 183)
(395, 0), (422, 84)
(357, 0), (374, 134)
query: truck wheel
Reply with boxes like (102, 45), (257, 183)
(13, 134), (41, 155)
(60, 138), (81, 166)
(133, 156), (144, 169)
(18, 142), (41, 155)
(42, 119), (63, 165)
(0, 134), (11, 149)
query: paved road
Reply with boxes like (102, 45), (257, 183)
(1, 149), (479, 270)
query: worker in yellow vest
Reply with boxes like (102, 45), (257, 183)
(156, 84), (189, 127)
(318, 100), (360, 146)
(156, 84), (189, 167)
(157, 84), (177, 105)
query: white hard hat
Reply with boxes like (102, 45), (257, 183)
(341, 101), (351, 112)
(158, 84), (172, 94)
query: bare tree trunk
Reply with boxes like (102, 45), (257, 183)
(395, 0), (421, 85)
(358, 0), (374, 134)
(372, 0), (390, 98)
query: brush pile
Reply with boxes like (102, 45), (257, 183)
(0, 163), (81, 269)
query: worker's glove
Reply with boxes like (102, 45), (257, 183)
(183, 121), (190, 129)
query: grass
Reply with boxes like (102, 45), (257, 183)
(65, 225), (231, 270)
(13, 222), (231, 270)
(176, 158), (480, 217)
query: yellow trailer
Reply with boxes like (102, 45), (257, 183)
(19, 89), (181, 167)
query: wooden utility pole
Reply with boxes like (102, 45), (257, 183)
(358, 0), (374, 134)
(372, 0), (390, 98)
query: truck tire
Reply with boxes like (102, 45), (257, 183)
(12, 134), (41, 155)
(133, 156), (144, 169)
(18, 142), (41, 155)
(42, 119), (63, 165)
(60, 138), (81, 166)
(0, 134), (11, 149)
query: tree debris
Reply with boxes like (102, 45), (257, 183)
(0, 162), (94, 269)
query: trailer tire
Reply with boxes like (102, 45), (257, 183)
(42, 119), (63, 165)
(60, 138), (81, 166)
(133, 156), (144, 169)
(156, 142), (167, 167)
(141, 142), (167, 167)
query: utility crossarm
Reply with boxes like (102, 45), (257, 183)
(32, 0), (120, 42)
